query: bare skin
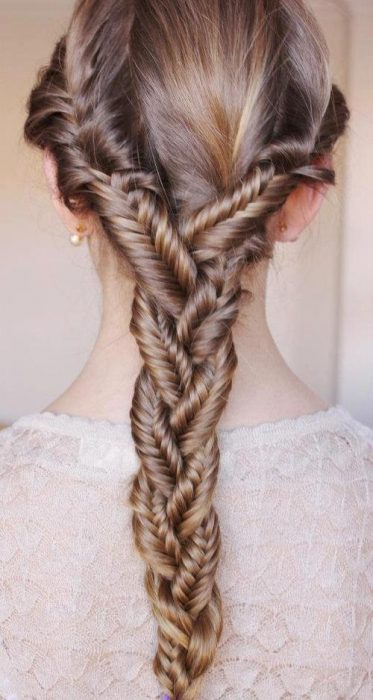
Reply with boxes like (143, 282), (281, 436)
(42, 149), (332, 429)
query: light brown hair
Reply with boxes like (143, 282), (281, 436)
(23, 1), (350, 697)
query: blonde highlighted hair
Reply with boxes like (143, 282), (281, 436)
(24, 1), (349, 697)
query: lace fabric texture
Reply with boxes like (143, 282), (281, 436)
(0, 405), (372, 699)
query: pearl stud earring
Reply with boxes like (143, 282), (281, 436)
(69, 221), (87, 246)
(279, 218), (288, 234)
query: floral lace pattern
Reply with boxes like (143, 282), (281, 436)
(0, 406), (372, 699)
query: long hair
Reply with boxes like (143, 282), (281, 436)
(23, 1), (350, 697)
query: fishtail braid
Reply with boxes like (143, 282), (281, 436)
(125, 153), (339, 698)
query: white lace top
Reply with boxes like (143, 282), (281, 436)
(0, 405), (372, 700)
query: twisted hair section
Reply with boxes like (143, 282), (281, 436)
(23, 1), (350, 697)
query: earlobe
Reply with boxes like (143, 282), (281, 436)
(70, 221), (88, 246)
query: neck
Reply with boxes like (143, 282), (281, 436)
(44, 253), (328, 428)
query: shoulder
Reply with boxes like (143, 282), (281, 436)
(289, 407), (373, 475)
(327, 407), (373, 462)
(0, 412), (135, 482)
(287, 406), (373, 486)
(219, 405), (373, 481)
(0, 416), (78, 480)
(0, 422), (27, 477)
(0, 420), (39, 479)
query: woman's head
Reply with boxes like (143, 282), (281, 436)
(26, 0), (349, 250)
(24, 1), (350, 697)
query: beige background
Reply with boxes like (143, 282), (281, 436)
(0, 0), (372, 426)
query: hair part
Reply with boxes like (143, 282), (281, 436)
(23, 1), (349, 697)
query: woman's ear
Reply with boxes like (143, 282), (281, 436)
(266, 153), (333, 243)
(43, 147), (62, 202)
(42, 148), (94, 241)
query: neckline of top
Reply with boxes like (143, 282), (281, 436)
(11, 404), (354, 448)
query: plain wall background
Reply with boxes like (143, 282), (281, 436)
(0, 0), (372, 426)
